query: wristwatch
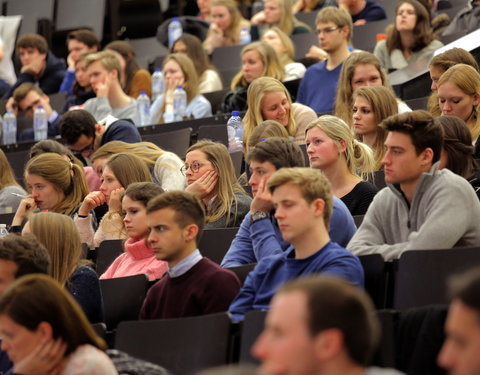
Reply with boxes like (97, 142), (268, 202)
(251, 211), (268, 222)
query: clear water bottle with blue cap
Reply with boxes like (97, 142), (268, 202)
(239, 28), (251, 45)
(173, 86), (187, 121)
(227, 110), (243, 152)
(137, 91), (151, 126)
(34, 105), (48, 141)
(151, 69), (164, 102)
(0, 224), (8, 238)
(168, 17), (183, 49)
(3, 110), (17, 145)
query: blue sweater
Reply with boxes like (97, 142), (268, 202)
(297, 60), (343, 113)
(221, 196), (356, 267)
(228, 241), (364, 321)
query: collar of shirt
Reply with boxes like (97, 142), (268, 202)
(99, 114), (119, 129)
(168, 249), (203, 278)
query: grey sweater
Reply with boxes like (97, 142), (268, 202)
(83, 97), (138, 125)
(347, 163), (480, 261)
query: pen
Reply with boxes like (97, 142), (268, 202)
(11, 193), (28, 198)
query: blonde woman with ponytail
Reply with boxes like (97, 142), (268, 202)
(305, 115), (378, 215)
(12, 153), (89, 228)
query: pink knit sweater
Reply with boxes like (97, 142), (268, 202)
(100, 237), (167, 281)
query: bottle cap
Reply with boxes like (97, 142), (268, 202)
(176, 85), (183, 89)
(6, 110), (12, 114)
(140, 90), (147, 95)
(155, 68), (161, 72)
(172, 17), (179, 21)
(231, 111), (239, 116)
(37, 105), (43, 109)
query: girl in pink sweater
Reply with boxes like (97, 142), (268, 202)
(101, 182), (167, 281)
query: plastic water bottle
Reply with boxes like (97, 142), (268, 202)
(173, 86), (187, 121)
(227, 111), (243, 152)
(168, 18), (183, 49)
(0, 224), (8, 238)
(33, 105), (48, 141)
(239, 28), (251, 45)
(151, 69), (164, 102)
(3, 110), (17, 145)
(137, 91), (151, 126)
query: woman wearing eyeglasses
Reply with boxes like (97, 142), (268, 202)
(183, 140), (251, 228)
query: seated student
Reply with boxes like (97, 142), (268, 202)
(228, 167), (364, 321)
(184, 140), (251, 228)
(22, 212), (104, 323)
(218, 42), (285, 114)
(140, 191), (241, 319)
(150, 54), (212, 123)
(373, 0), (443, 71)
(347, 110), (480, 261)
(352, 86), (399, 170)
(60, 29), (99, 96)
(243, 77), (317, 150)
(203, 0), (250, 55)
(442, 0), (480, 37)
(60, 109), (142, 160)
(0, 149), (27, 213)
(297, 7), (352, 114)
(91, 141), (186, 191)
(6, 83), (62, 141)
(306, 115), (378, 215)
(11, 153), (89, 229)
(101, 182), (167, 281)
(292, 0), (337, 14)
(171, 34), (223, 94)
(436, 64), (480, 156)
(261, 27), (306, 81)
(63, 53), (96, 111)
(0, 234), (51, 375)
(83, 51), (139, 124)
(0, 274), (116, 375)
(335, 52), (410, 128)
(221, 138), (357, 268)
(105, 40), (152, 98)
(75, 153), (152, 249)
(338, 0), (386, 25)
(6, 33), (66, 98)
(427, 48), (479, 116)
(250, 0), (311, 41)
(437, 116), (480, 200)
(252, 276), (403, 375)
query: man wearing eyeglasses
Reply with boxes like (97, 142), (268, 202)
(297, 6), (352, 113)
(6, 82), (61, 142)
(60, 109), (141, 160)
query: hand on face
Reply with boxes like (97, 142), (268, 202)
(185, 170), (218, 200)
(250, 176), (273, 213)
(251, 10), (266, 26)
(5, 97), (19, 116)
(13, 337), (67, 375)
(67, 51), (76, 70)
(20, 57), (45, 76)
(108, 187), (125, 213)
(12, 198), (37, 226)
(305, 46), (327, 60)
(78, 191), (107, 217)
(95, 73), (111, 98)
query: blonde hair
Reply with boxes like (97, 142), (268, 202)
(186, 140), (246, 225)
(28, 212), (85, 288)
(264, 0), (311, 35)
(437, 64), (480, 141)
(211, 0), (247, 45)
(104, 153), (153, 188)
(353, 86), (398, 170)
(91, 141), (177, 171)
(335, 52), (391, 127)
(243, 77), (294, 151)
(0, 149), (20, 190)
(230, 42), (285, 90)
(306, 115), (376, 180)
(25, 153), (88, 216)
(248, 120), (290, 149)
(316, 6), (353, 42)
(84, 51), (123, 84)
(267, 167), (332, 229)
(151, 53), (200, 123)
(261, 26), (295, 66)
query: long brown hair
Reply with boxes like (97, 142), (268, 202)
(0, 149), (20, 190)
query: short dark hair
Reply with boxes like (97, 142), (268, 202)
(60, 110), (97, 145)
(279, 276), (380, 366)
(448, 267), (480, 315)
(16, 33), (48, 54)
(247, 137), (305, 170)
(147, 191), (205, 241)
(66, 29), (99, 49)
(0, 234), (50, 277)
(380, 110), (443, 164)
(124, 182), (164, 207)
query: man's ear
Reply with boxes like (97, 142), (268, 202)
(94, 123), (104, 136)
(421, 147), (434, 166)
(314, 328), (344, 362)
(40, 52), (47, 61)
(184, 223), (199, 242)
(37, 321), (53, 341)
(313, 198), (325, 218)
